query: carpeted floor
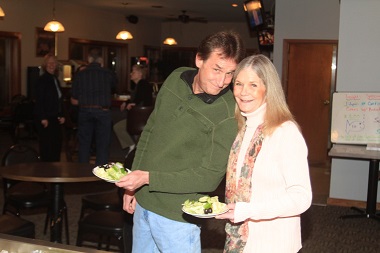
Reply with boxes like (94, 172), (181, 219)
(1, 126), (379, 252)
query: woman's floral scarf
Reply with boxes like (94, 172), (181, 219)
(224, 124), (264, 253)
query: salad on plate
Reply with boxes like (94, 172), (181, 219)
(182, 196), (228, 218)
(92, 162), (130, 183)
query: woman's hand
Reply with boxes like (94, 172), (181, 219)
(215, 203), (236, 223)
(41, 119), (48, 128)
(127, 103), (136, 110)
(120, 102), (126, 111)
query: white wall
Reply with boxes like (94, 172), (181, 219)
(330, 0), (380, 202)
(273, 0), (340, 76)
(274, 0), (380, 203)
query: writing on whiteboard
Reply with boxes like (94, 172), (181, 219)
(331, 93), (380, 144)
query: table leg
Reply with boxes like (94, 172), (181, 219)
(340, 159), (380, 221)
(50, 183), (64, 243)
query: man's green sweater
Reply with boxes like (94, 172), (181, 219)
(133, 67), (238, 222)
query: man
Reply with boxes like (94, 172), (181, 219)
(116, 30), (245, 253)
(113, 64), (153, 151)
(71, 53), (116, 165)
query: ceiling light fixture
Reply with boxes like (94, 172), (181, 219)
(163, 37), (178, 46)
(44, 0), (65, 32)
(116, 30), (133, 40)
(116, 3), (133, 40)
(0, 6), (5, 18)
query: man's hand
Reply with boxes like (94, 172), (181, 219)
(123, 191), (136, 214)
(70, 97), (79, 105)
(115, 170), (149, 191)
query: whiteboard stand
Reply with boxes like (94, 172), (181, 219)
(328, 145), (380, 221)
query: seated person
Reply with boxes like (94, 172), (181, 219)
(113, 65), (153, 151)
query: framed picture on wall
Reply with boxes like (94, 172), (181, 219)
(35, 27), (55, 57)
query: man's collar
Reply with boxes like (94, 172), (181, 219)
(180, 69), (230, 104)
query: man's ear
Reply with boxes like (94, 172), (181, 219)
(195, 53), (203, 69)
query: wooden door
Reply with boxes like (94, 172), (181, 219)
(283, 40), (337, 165)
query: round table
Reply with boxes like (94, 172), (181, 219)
(0, 162), (101, 243)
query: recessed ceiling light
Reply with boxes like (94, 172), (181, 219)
(232, 3), (238, 8)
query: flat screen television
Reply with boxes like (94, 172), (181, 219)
(244, 0), (265, 31)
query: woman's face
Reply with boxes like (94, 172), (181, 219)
(233, 68), (266, 113)
(46, 57), (57, 75)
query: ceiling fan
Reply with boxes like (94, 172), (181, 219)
(164, 10), (207, 23)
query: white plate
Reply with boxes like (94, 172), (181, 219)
(182, 205), (229, 218)
(92, 166), (130, 183)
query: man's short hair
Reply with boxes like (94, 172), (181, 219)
(197, 30), (246, 64)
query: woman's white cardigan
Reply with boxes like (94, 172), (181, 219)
(234, 105), (312, 253)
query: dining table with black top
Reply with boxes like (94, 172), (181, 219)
(0, 161), (100, 244)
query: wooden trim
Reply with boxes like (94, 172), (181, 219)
(0, 31), (22, 100)
(327, 197), (380, 210)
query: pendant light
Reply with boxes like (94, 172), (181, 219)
(116, 3), (133, 40)
(44, 0), (65, 32)
(163, 22), (177, 46)
(163, 37), (178, 45)
(0, 6), (5, 18)
(116, 30), (133, 40)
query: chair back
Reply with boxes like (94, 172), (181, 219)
(127, 106), (154, 143)
(1, 144), (40, 166)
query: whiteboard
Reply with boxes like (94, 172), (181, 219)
(330, 92), (380, 144)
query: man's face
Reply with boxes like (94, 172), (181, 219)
(193, 50), (237, 95)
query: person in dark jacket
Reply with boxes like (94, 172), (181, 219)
(71, 52), (117, 165)
(34, 53), (65, 161)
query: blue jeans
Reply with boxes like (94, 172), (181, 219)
(132, 203), (201, 253)
(77, 108), (112, 165)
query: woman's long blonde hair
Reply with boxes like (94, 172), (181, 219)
(233, 54), (299, 135)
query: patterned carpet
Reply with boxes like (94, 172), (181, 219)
(2, 182), (379, 253)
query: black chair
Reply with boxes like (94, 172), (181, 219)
(126, 106), (154, 144)
(0, 214), (35, 238)
(79, 190), (122, 220)
(76, 150), (135, 251)
(1, 144), (70, 244)
(1, 144), (48, 216)
(76, 210), (125, 251)
(0, 94), (27, 142)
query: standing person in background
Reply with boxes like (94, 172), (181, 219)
(116, 30), (246, 253)
(71, 52), (117, 165)
(34, 54), (65, 162)
(113, 64), (153, 151)
(215, 54), (312, 253)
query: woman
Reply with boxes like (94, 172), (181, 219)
(216, 55), (312, 253)
(113, 64), (153, 151)
(34, 54), (65, 161)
